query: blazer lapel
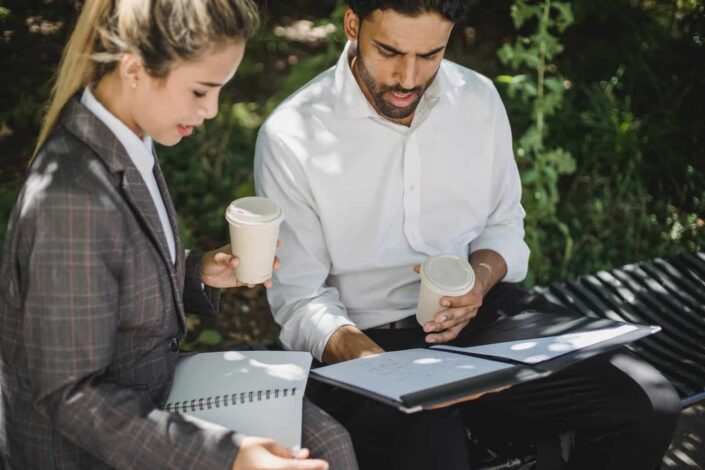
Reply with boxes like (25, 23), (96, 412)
(121, 165), (187, 333)
(120, 168), (171, 266)
(152, 157), (186, 303)
(60, 97), (186, 333)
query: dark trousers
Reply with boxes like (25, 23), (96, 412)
(307, 284), (681, 470)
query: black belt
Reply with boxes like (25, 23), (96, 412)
(371, 315), (419, 330)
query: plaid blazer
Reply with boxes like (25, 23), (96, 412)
(0, 97), (238, 469)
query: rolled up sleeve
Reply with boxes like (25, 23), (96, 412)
(470, 92), (530, 282)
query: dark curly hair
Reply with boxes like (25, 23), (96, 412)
(345, 0), (469, 23)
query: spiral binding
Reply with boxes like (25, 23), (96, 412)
(164, 387), (298, 413)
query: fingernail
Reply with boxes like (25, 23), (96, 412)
(440, 315), (447, 322)
(441, 300), (451, 307)
(426, 337), (436, 343)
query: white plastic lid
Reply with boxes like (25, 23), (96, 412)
(420, 254), (475, 295)
(225, 197), (284, 226)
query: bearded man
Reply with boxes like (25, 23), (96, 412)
(254, 1), (680, 469)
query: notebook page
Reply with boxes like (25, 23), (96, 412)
(165, 350), (311, 448)
(312, 348), (513, 402)
(432, 324), (641, 364)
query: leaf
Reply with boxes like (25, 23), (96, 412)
(521, 168), (539, 184)
(511, 0), (542, 29)
(497, 44), (515, 66)
(551, 2), (575, 32)
(542, 92), (564, 117)
(519, 127), (543, 153)
(514, 42), (543, 69)
(543, 77), (564, 93)
(196, 329), (223, 346)
(231, 102), (263, 130)
(520, 80), (539, 100)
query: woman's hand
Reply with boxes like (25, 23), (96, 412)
(231, 437), (328, 470)
(201, 242), (281, 289)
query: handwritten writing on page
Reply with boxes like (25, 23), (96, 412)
(313, 348), (513, 402)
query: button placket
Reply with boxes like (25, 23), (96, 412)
(402, 133), (430, 253)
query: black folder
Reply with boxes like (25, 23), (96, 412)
(310, 310), (660, 413)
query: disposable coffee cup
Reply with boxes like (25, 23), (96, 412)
(416, 254), (475, 326)
(225, 197), (284, 284)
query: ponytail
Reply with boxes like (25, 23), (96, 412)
(31, 0), (259, 161)
(32, 0), (113, 159)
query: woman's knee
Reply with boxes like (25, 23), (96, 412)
(302, 398), (359, 469)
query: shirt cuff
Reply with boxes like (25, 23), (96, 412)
(470, 228), (530, 282)
(312, 319), (357, 363)
(280, 307), (355, 362)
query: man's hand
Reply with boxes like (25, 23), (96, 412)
(201, 242), (281, 289)
(231, 437), (328, 470)
(415, 269), (486, 344)
(414, 249), (508, 344)
(322, 325), (385, 364)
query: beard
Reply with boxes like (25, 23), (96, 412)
(354, 50), (438, 121)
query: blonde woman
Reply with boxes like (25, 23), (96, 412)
(0, 1), (358, 469)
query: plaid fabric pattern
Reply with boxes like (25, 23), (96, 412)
(0, 97), (235, 469)
(302, 398), (358, 470)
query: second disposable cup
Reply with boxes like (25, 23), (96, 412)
(416, 254), (475, 326)
(225, 197), (284, 284)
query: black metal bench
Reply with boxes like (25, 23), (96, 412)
(533, 251), (705, 408)
(474, 251), (705, 469)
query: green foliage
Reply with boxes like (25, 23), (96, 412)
(195, 329), (223, 346)
(547, 0), (705, 277)
(497, 0), (576, 285)
(553, 67), (705, 273)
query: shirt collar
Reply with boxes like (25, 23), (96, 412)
(333, 41), (466, 123)
(333, 41), (379, 121)
(427, 55), (466, 100)
(80, 87), (155, 176)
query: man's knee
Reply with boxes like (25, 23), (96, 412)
(608, 352), (681, 430)
(393, 407), (471, 470)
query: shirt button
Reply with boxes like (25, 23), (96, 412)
(169, 338), (180, 352)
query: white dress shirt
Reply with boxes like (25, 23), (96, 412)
(255, 42), (530, 361)
(81, 87), (176, 264)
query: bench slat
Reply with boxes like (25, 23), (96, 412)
(535, 252), (705, 405)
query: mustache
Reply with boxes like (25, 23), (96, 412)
(379, 84), (423, 95)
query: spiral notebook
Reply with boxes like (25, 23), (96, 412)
(164, 350), (312, 448)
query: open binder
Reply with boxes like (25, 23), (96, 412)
(310, 310), (660, 413)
